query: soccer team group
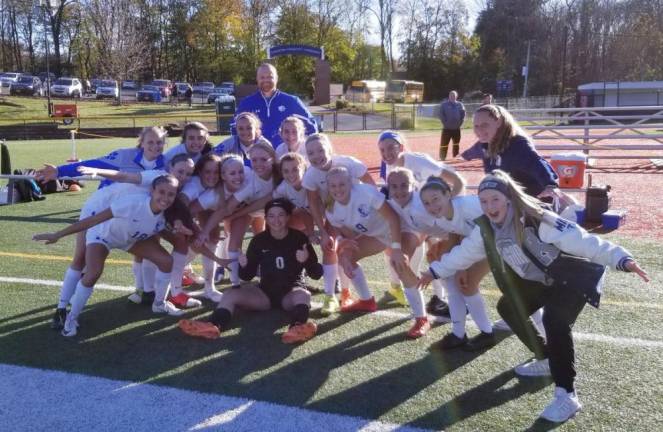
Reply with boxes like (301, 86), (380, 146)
(32, 71), (649, 423)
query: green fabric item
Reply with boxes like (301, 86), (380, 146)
(474, 215), (547, 358)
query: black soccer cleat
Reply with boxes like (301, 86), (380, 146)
(50, 308), (67, 330)
(426, 295), (450, 318)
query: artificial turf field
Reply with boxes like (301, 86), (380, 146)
(1, 137), (662, 431)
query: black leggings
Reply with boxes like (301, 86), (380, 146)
(497, 279), (586, 392)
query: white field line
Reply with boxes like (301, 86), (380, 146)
(3, 276), (663, 349)
(0, 364), (431, 432)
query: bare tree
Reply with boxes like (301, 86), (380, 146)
(86, 0), (150, 81)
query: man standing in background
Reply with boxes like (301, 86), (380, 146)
(438, 90), (465, 160)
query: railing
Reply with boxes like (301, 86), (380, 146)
(510, 106), (663, 159)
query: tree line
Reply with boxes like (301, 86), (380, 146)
(1, 0), (662, 101)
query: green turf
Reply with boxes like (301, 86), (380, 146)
(0, 96), (218, 129)
(1, 138), (662, 430)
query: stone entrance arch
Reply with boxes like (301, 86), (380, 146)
(267, 44), (331, 105)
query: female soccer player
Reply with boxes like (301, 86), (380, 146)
(302, 133), (375, 315)
(413, 176), (495, 350)
(37, 127), (168, 329)
(275, 116), (308, 161)
(163, 121), (213, 165)
(34, 175), (189, 337)
(179, 198), (322, 343)
(214, 112), (271, 165)
(273, 152), (314, 239)
(419, 170), (648, 422)
(377, 130), (464, 192)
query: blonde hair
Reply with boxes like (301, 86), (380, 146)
(137, 126), (167, 148)
(386, 167), (415, 190)
(279, 116), (306, 136)
(480, 169), (545, 244)
(325, 166), (351, 210)
(474, 105), (528, 159)
(305, 132), (333, 155)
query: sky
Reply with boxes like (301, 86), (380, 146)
(365, 0), (482, 57)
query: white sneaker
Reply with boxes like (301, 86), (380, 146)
(152, 301), (185, 317)
(127, 291), (142, 304)
(514, 358), (551, 377)
(61, 316), (79, 337)
(203, 287), (224, 303)
(492, 318), (512, 332)
(540, 387), (582, 422)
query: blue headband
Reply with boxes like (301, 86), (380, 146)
(478, 178), (511, 198)
(378, 131), (403, 145)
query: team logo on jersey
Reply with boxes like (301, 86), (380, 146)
(278, 105), (286, 112)
(357, 204), (370, 217)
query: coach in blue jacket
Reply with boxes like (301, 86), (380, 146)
(236, 63), (318, 148)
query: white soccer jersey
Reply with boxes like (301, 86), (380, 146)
(384, 153), (454, 187)
(388, 192), (425, 234)
(233, 168), (275, 205)
(326, 183), (390, 244)
(197, 186), (223, 211)
(302, 155), (367, 201)
(273, 181), (308, 209)
(411, 195), (483, 237)
(86, 193), (166, 250)
(181, 176), (207, 202)
(80, 169), (167, 219)
(275, 140), (308, 162)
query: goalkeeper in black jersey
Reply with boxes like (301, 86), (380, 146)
(179, 198), (323, 343)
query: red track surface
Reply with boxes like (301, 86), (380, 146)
(329, 131), (663, 240)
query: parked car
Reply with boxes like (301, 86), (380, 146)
(38, 71), (55, 85)
(96, 80), (119, 99)
(50, 77), (83, 98)
(136, 85), (162, 102)
(122, 80), (139, 91)
(207, 86), (232, 103)
(151, 79), (172, 97)
(10, 75), (43, 96)
(0, 72), (22, 83)
(89, 78), (103, 94)
(220, 81), (235, 95)
(192, 81), (215, 96)
(0, 80), (11, 95)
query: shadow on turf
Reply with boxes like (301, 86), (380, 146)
(0, 208), (80, 224)
(410, 365), (550, 429)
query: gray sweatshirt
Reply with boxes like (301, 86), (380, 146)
(439, 100), (466, 129)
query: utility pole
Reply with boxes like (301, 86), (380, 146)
(522, 40), (531, 98)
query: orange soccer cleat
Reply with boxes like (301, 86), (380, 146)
(178, 319), (221, 339)
(281, 321), (318, 344)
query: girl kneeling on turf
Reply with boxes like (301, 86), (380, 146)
(34, 175), (190, 337)
(179, 198), (322, 343)
(419, 170), (649, 422)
